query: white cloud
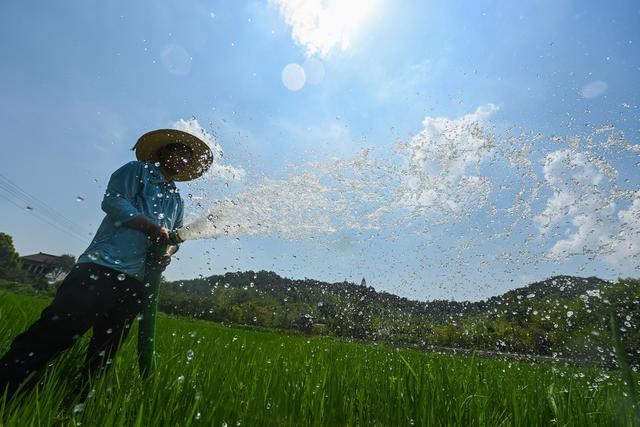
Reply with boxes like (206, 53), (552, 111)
(397, 104), (499, 216)
(534, 149), (639, 269)
(172, 118), (245, 181)
(534, 150), (612, 259)
(270, 0), (380, 57)
(267, 105), (502, 224)
(609, 192), (640, 267)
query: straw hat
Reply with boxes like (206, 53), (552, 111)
(133, 129), (213, 181)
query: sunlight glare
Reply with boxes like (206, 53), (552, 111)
(272, 0), (381, 57)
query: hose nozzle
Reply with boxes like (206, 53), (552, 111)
(168, 229), (185, 245)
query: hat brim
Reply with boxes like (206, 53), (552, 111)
(133, 129), (214, 181)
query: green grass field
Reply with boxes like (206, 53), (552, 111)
(0, 290), (638, 426)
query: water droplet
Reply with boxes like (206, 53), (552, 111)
(186, 349), (195, 361)
(117, 273), (126, 281)
(89, 274), (99, 280)
(177, 375), (185, 383)
(76, 196), (85, 202)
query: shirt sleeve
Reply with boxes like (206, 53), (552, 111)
(101, 161), (145, 227)
(172, 197), (184, 253)
(174, 198), (184, 230)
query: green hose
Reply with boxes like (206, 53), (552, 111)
(138, 231), (182, 378)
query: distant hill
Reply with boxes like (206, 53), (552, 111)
(495, 275), (610, 300)
(160, 271), (638, 368)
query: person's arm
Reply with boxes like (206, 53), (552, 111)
(159, 197), (184, 272)
(101, 161), (169, 245)
(165, 198), (184, 256)
(127, 216), (170, 245)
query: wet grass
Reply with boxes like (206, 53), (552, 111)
(0, 290), (638, 426)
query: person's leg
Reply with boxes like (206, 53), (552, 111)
(0, 263), (110, 399)
(84, 277), (143, 376)
(85, 277), (142, 375)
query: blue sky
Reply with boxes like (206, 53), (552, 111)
(1, 0), (639, 301)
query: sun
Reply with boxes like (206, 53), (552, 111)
(273, 0), (382, 57)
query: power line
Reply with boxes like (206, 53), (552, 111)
(0, 186), (91, 243)
(0, 173), (92, 243)
(0, 173), (90, 236)
(0, 192), (89, 243)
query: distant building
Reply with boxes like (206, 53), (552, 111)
(20, 252), (65, 277)
(361, 277), (367, 287)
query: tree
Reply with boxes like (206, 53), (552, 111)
(0, 232), (21, 279)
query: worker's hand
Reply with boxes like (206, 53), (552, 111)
(149, 226), (170, 245)
(127, 216), (170, 244)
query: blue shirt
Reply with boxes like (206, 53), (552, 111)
(77, 161), (184, 281)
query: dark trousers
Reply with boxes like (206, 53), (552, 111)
(0, 263), (143, 398)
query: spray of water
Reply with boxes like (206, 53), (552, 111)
(176, 110), (640, 279)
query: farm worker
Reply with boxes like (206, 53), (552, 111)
(0, 129), (213, 400)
